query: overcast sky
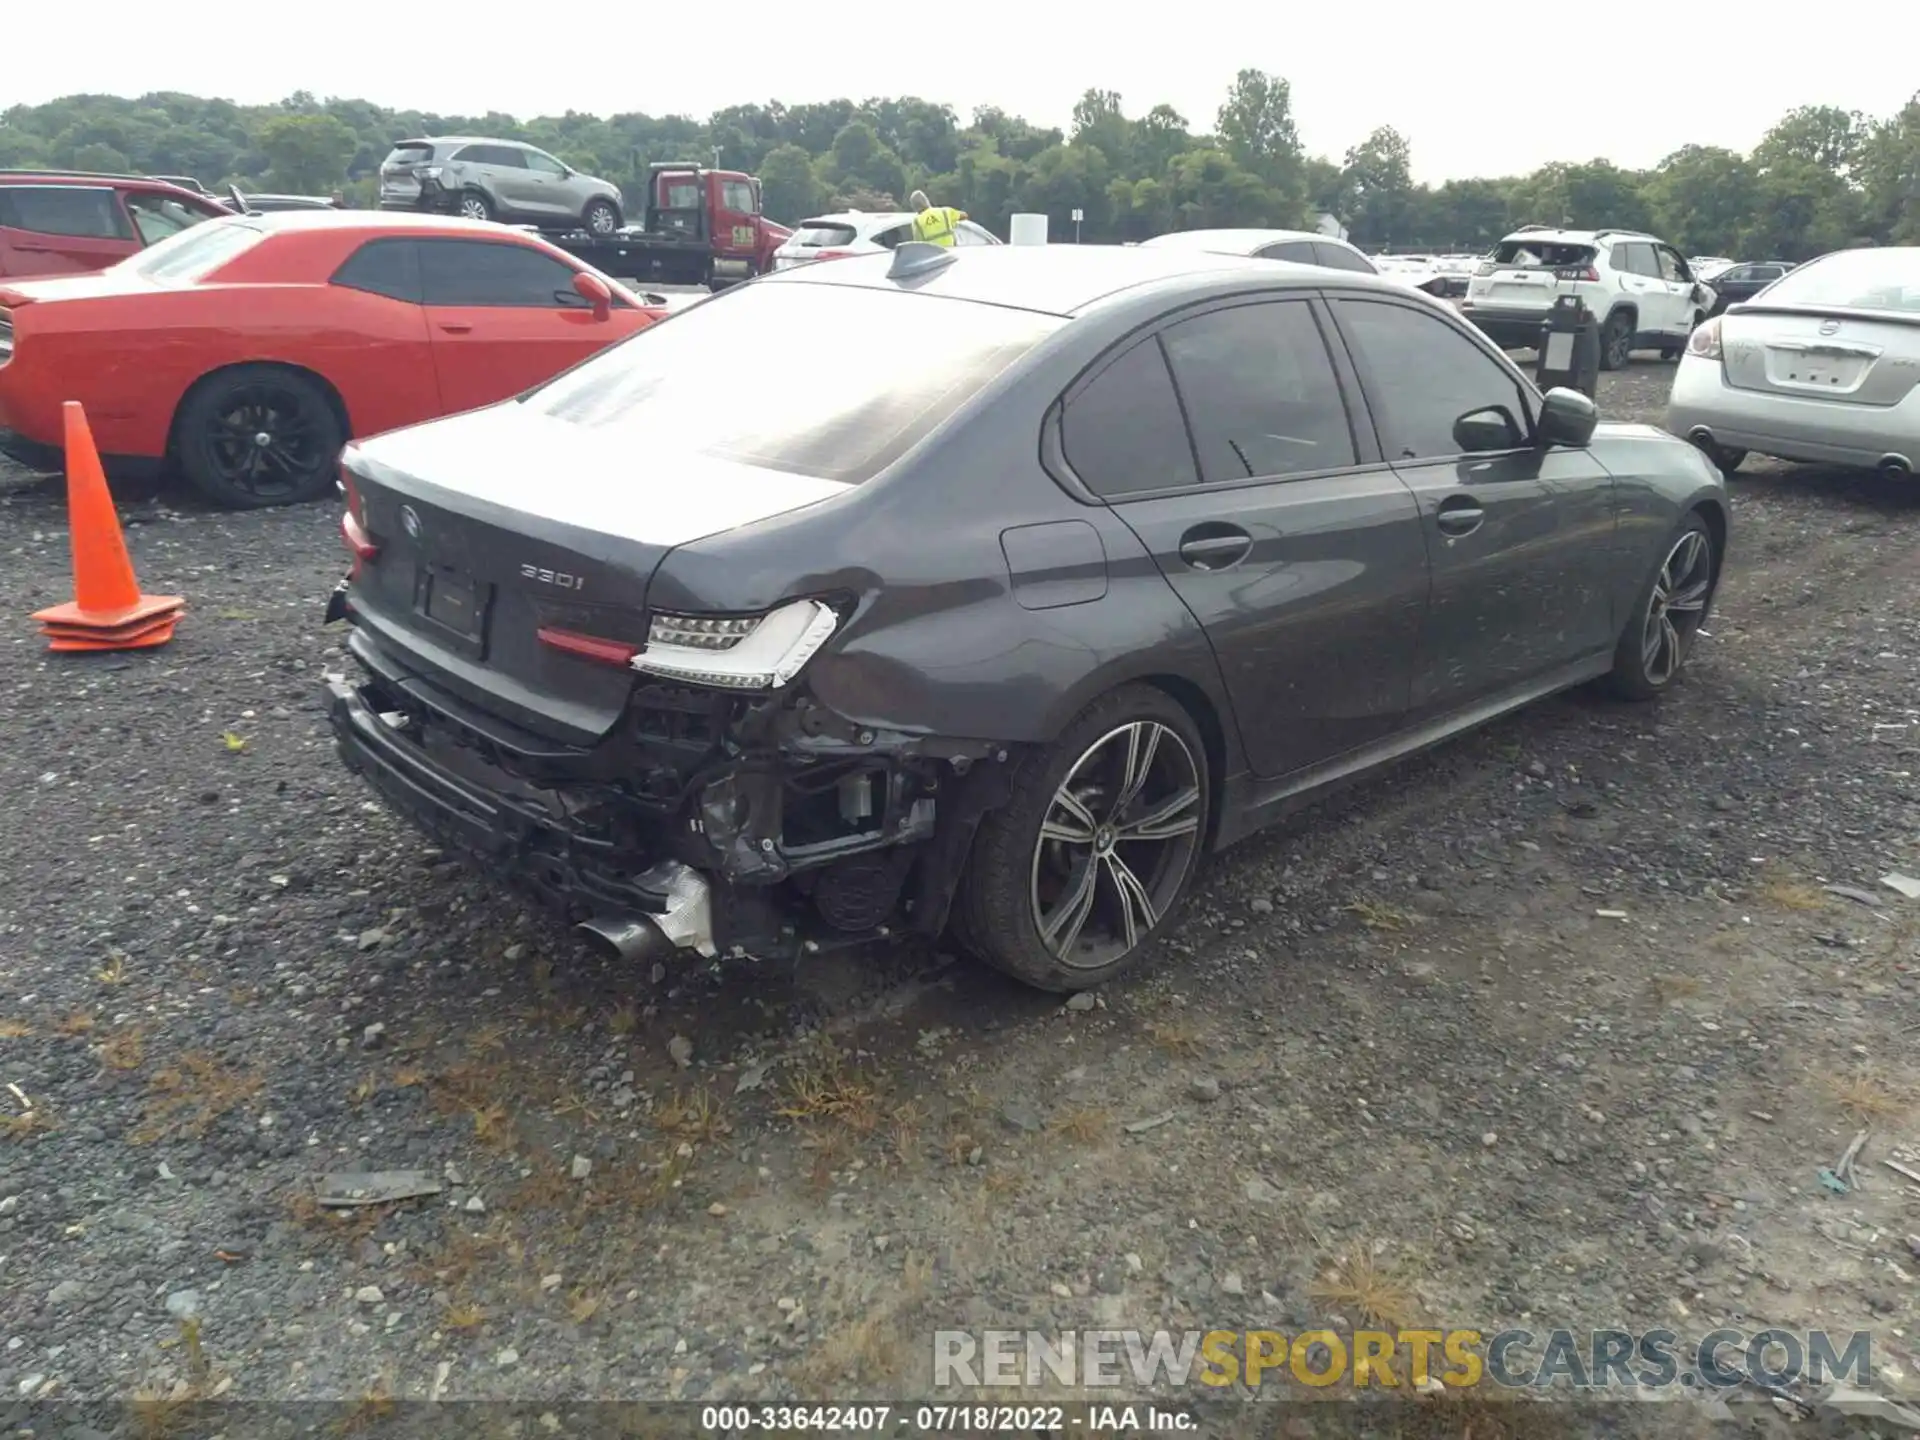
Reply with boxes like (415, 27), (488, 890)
(9, 1), (1915, 183)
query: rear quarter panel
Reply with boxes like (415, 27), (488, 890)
(647, 322), (1241, 764)
(0, 282), (437, 458)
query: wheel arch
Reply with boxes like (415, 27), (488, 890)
(1604, 301), (1638, 332)
(1689, 495), (1729, 588)
(1136, 671), (1231, 850)
(166, 360), (353, 463)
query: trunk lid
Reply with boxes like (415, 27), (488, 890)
(379, 142), (436, 202)
(1469, 240), (1597, 310)
(1718, 307), (1920, 406)
(342, 401), (850, 745)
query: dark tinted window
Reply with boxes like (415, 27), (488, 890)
(872, 223), (914, 249)
(332, 239), (422, 302)
(524, 282), (1060, 485)
(1313, 241), (1376, 273)
(418, 239), (587, 307)
(1256, 240), (1318, 264)
(1333, 298), (1530, 460)
(0, 185), (127, 240)
(1754, 264), (1787, 281)
(1719, 265), (1754, 284)
(1160, 301), (1355, 481)
(453, 144), (525, 168)
(1060, 338), (1198, 497)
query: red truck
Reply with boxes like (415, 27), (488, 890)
(550, 163), (791, 291)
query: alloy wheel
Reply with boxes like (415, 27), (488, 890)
(587, 205), (617, 235)
(459, 195), (489, 221)
(204, 385), (325, 502)
(1641, 529), (1713, 686)
(1029, 720), (1203, 970)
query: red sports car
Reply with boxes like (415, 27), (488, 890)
(0, 211), (669, 508)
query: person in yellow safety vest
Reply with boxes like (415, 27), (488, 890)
(909, 189), (967, 247)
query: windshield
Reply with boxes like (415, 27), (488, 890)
(1751, 248), (1920, 314)
(121, 218), (267, 282)
(524, 281), (1062, 484)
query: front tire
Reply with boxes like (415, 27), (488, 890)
(1605, 516), (1715, 700)
(582, 198), (621, 235)
(174, 365), (345, 510)
(957, 685), (1209, 992)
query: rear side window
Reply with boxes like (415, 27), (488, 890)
(872, 224), (914, 249)
(418, 239), (587, 308)
(332, 238), (422, 302)
(525, 282), (1061, 485)
(1313, 241), (1376, 274)
(452, 145), (524, 168)
(1060, 338), (1198, 497)
(0, 186), (128, 240)
(1255, 240), (1318, 264)
(792, 223), (857, 247)
(1493, 239), (1597, 269)
(662, 181), (700, 209)
(1160, 301), (1357, 481)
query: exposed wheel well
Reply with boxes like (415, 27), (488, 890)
(167, 361), (352, 462)
(1139, 673), (1230, 849)
(1605, 303), (1637, 330)
(1692, 500), (1728, 585)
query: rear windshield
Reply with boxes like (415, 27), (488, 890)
(1750, 249), (1920, 315)
(523, 281), (1062, 484)
(121, 218), (267, 281)
(1492, 240), (1597, 268)
(791, 223), (858, 247)
(383, 144), (435, 168)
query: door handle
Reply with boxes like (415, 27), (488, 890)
(1435, 498), (1484, 537)
(438, 323), (474, 334)
(1177, 528), (1253, 571)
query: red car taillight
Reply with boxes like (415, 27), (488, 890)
(812, 249), (858, 261)
(339, 467), (377, 571)
(537, 627), (639, 667)
(1555, 266), (1600, 283)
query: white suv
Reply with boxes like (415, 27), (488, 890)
(1460, 226), (1717, 370)
(770, 211), (1001, 269)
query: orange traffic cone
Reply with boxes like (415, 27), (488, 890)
(30, 401), (185, 653)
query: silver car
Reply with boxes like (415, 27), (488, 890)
(1668, 246), (1920, 480)
(379, 137), (624, 236)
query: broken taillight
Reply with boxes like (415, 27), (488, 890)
(537, 627), (640, 667)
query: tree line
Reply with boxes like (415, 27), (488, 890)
(3, 77), (1916, 259)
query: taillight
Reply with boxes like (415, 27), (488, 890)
(1687, 316), (1723, 360)
(339, 468), (377, 566)
(1555, 266), (1600, 283)
(537, 627), (639, 667)
(812, 249), (858, 261)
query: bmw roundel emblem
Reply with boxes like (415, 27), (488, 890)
(400, 505), (422, 540)
(1818, 319), (1840, 336)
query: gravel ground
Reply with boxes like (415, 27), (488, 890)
(2, 356), (1917, 1434)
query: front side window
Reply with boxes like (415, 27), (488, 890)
(721, 180), (756, 213)
(1334, 298), (1531, 460)
(523, 150), (568, 176)
(1160, 301), (1357, 481)
(418, 239), (590, 308)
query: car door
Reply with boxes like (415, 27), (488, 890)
(1326, 294), (1619, 719)
(0, 184), (136, 275)
(1061, 296), (1431, 778)
(417, 237), (629, 414)
(1654, 244), (1699, 333)
(1611, 242), (1673, 336)
(519, 147), (574, 219)
(325, 237), (445, 431)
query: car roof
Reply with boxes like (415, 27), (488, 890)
(1138, 228), (1333, 254)
(769, 242), (1409, 317)
(0, 170), (205, 192)
(227, 210), (542, 238)
(399, 136), (533, 149)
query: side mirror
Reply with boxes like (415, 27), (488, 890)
(1537, 387), (1598, 449)
(572, 269), (613, 321)
(1452, 405), (1523, 454)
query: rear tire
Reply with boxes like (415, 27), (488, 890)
(957, 685), (1209, 993)
(1605, 515), (1715, 701)
(174, 365), (345, 510)
(457, 189), (494, 223)
(1599, 310), (1634, 371)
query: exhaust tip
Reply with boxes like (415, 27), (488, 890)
(1877, 453), (1912, 480)
(575, 914), (669, 963)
